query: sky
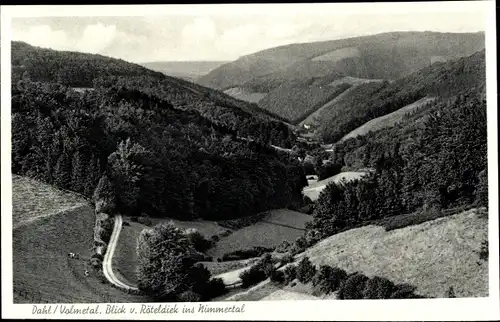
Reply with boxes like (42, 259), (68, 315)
(9, 3), (488, 63)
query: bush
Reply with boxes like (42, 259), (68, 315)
(269, 269), (285, 285)
(390, 283), (419, 299)
(280, 253), (295, 266)
(122, 221), (130, 227)
(185, 229), (213, 253)
(239, 265), (267, 288)
(90, 253), (104, 262)
(446, 286), (456, 298)
(291, 236), (307, 255)
(284, 265), (297, 284)
(210, 235), (220, 242)
(205, 278), (227, 299)
(296, 257), (316, 284)
(130, 216), (138, 222)
(276, 240), (291, 253)
(362, 276), (395, 299)
(337, 273), (369, 299)
(479, 240), (488, 261)
(137, 216), (152, 226)
(178, 290), (202, 302)
(312, 265), (347, 295)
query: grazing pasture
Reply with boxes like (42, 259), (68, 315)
(12, 176), (146, 303)
(207, 210), (312, 258)
(12, 174), (88, 229)
(296, 208), (488, 298)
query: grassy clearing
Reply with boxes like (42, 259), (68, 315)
(201, 258), (258, 276)
(12, 174), (88, 228)
(296, 208), (488, 298)
(264, 209), (312, 230)
(303, 171), (367, 201)
(148, 217), (228, 237)
(260, 289), (321, 301)
(113, 221), (148, 285)
(223, 279), (281, 301)
(312, 46), (361, 62)
(207, 221), (305, 259)
(224, 87), (267, 103)
(339, 97), (435, 142)
(13, 207), (146, 303)
(12, 176), (147, 303)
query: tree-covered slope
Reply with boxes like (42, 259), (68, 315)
(11, 80), (307, 221)
(200, 32), (484, 123)
(199, 31), (484, 91)
(317, 49), (486, 143)
(11, 41), (296, 148)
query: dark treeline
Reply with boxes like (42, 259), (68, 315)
(11, 41), (164, 87)
(12, 80), (307, 221)
(308, 91), (488, 240)
(92, 76), (297, 148)
(319, 50), (486, 143)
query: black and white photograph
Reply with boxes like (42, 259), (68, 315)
(1, 2), (498, 320)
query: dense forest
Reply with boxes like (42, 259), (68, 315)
(12, 41), (297, 148)
(317, 50), (486, 143)
(306, 52), (488, 240)
(257, 78), (352, 123)
(11, 80), (306, 221)
(199, 31), (485, 90)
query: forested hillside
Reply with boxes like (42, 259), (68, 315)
(308, 92), (487, 241)
(200, 31), (484, 90)
(11, 42), (308, 221)
(199, 31), (484, 123)
(317, 50), (486, 143)
(11, 41), (296, 148)
(11, 80), (307, 221)
(303, 51), (488, 242)
(11, 41), (163, 87)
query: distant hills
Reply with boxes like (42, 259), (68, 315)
(140, 61), (229, 82)
(198, 31), (485, 124)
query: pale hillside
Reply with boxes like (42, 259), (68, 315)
(339, 97), (436, 141)
(296, 208), (488, 298)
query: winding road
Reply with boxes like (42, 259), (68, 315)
(102, 214), (139, 291)
(102, 214), (284, 293)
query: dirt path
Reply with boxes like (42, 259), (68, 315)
(102, 214), (139, 291)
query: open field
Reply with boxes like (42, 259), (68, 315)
(339, 97), (436, 142)
(12, 176), (147, 303)
(207, 222), (305, 258)
(224, 87), (267, 103)
(207, 209), (312, 258)
(264, 209), (313, 230)
(303, 171), (367, 201)
(299, 78), (385, 128)
(311, 46), (361, 62)
(261, 289), (321, 301)
(12, 174), (88, 229)
(113, 221), (146, 285)
(148, 216), (228, 237)
(296, 208), (488, 298)
(201, 258), (259, 276)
